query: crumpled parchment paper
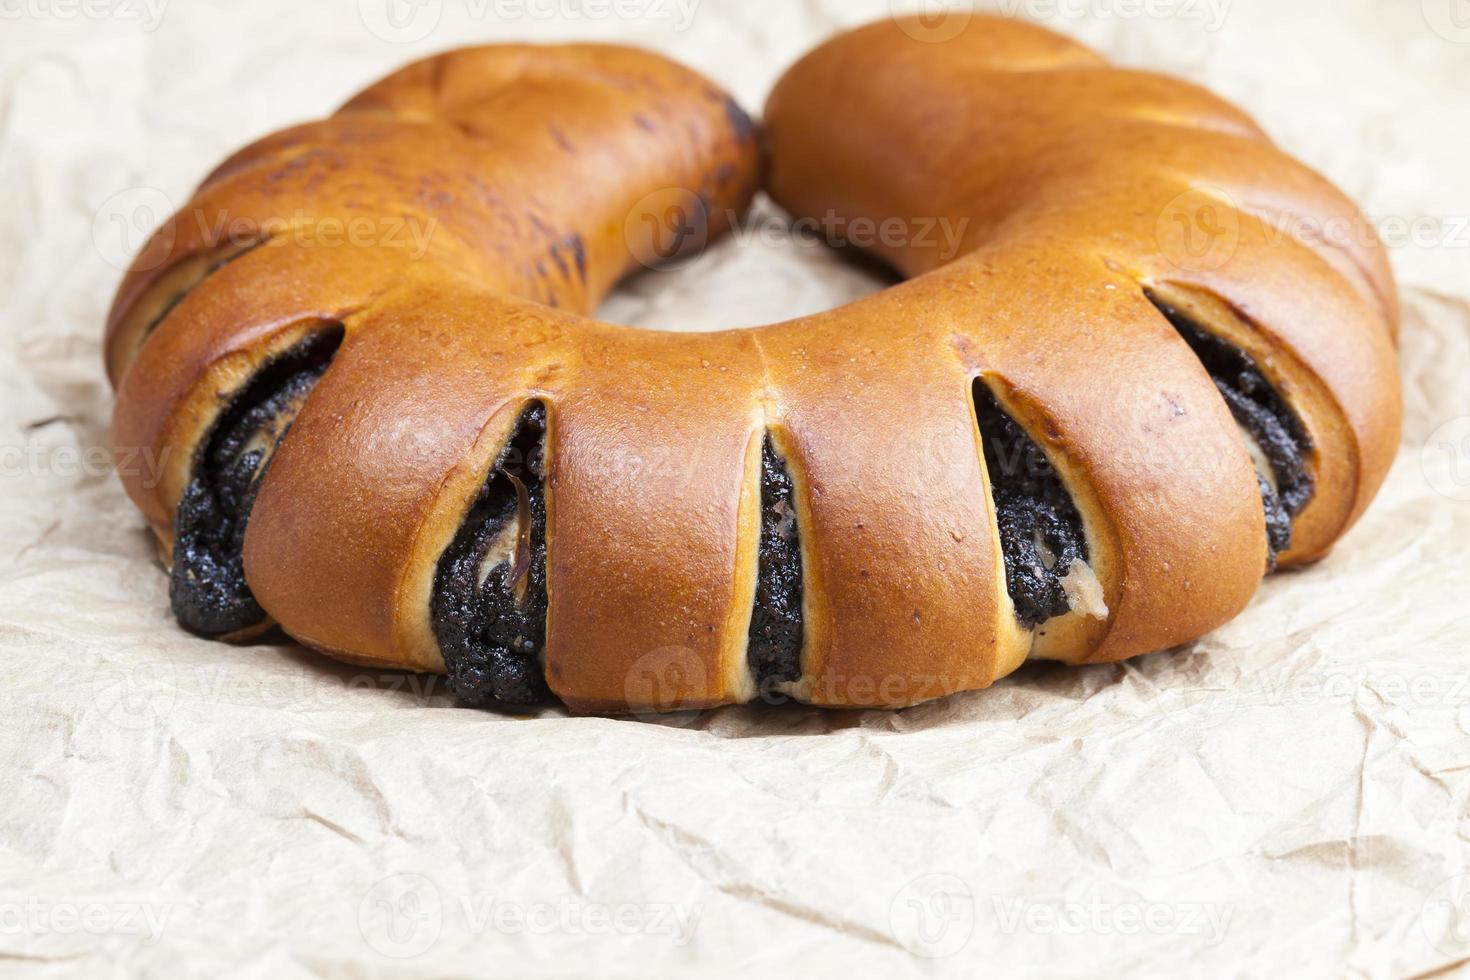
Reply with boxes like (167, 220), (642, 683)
(2, 0), (1468, 975)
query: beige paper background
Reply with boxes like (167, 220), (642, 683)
(2, 0), (1468, 975)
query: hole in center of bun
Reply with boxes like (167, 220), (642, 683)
(599, 196), (900, 332)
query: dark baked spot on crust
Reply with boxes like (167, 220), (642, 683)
(530, 218), (587, 289)
(643, 193), (714, 268)
(551, 233), (587, 284)
(570, 234), (588, 282)
(723, 95), (757, 144)
(432, 404), (551, 708)
(547, 124), (576, 154)
(747, 435), (804, 690)
(973, 382), (1089, 629)
(1145, 291), (1314, 567)
(170, 325), (344, 637)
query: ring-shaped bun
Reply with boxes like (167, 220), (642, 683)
(107, 16), (1400, 713)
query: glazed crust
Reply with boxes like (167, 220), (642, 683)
(107, 17), (1400, 713)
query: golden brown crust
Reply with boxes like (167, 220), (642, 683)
(763, 15), (1399, 668)
(107, 19), (1400, 712)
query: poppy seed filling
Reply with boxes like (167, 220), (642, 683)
(143, 240), (266, 342)
(1146, 292), (1314, 565)
(431, 405), (551, 707)
(973, 383), (1090, 630)
(171, 327), (344, 637)
(747, 436), (804, 690)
